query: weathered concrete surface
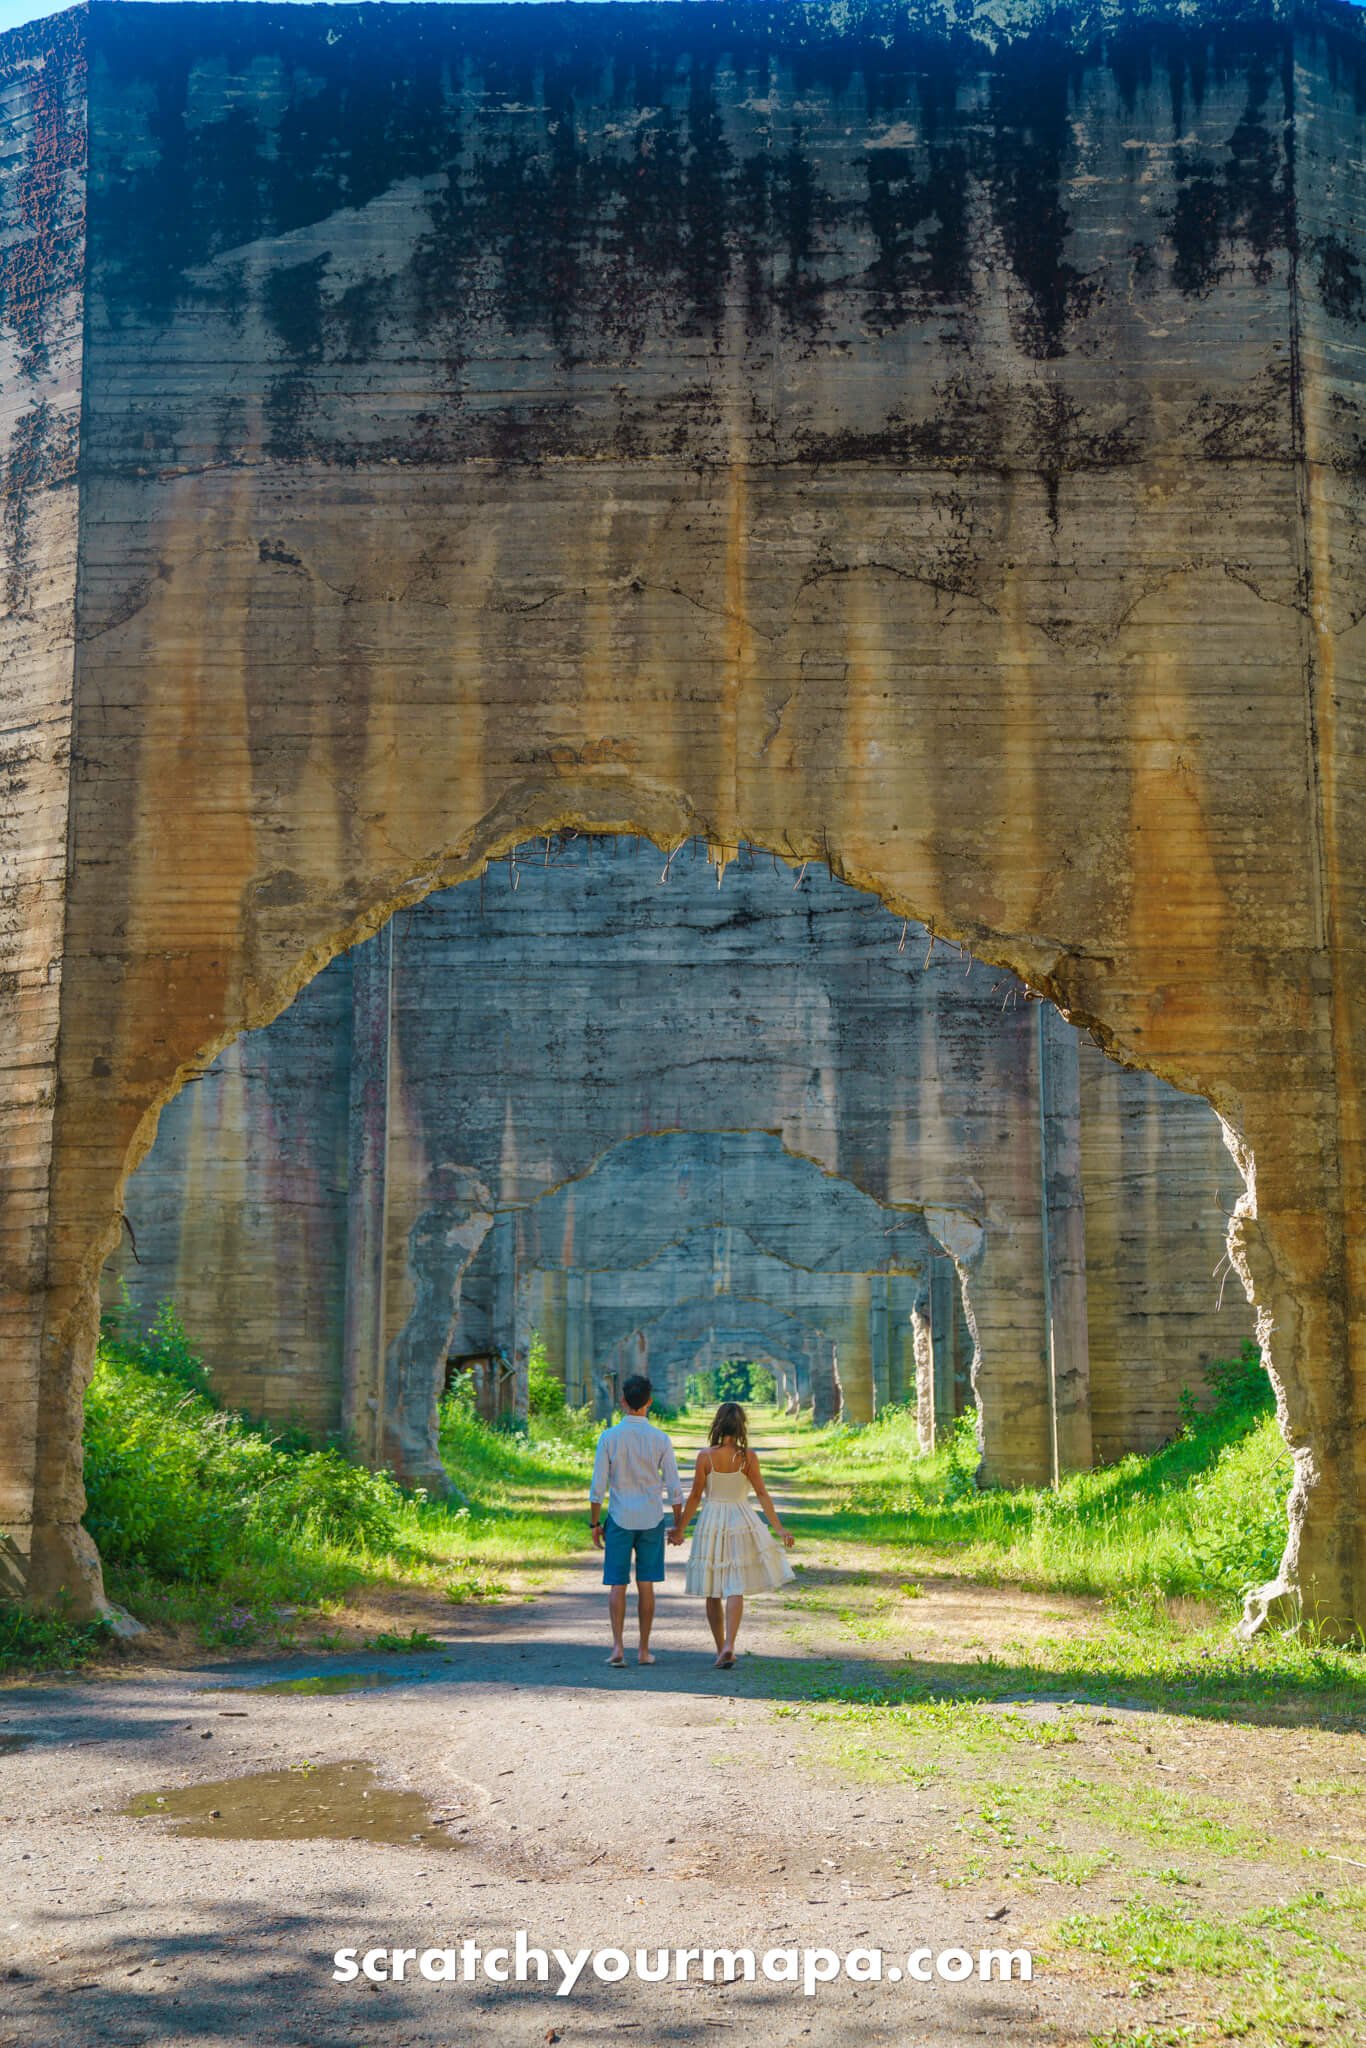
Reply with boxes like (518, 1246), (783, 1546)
(1079, 1040), (1246, 1458)
(6, 1), (1365, 1627)
(0, 16), (86, 1605)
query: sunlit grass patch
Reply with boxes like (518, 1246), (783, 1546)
(1058, 1887), (1366, 2047)
(799, 1348), (1296, 1613)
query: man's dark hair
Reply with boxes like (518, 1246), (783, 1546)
(622, 1374), (653, 1412)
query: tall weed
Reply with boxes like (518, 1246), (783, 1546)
(805, 1346), (1292, 1608)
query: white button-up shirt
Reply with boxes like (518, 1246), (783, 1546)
(590, 1415), (684, 1530)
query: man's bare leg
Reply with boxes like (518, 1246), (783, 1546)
(637, 1580), (656, 1663)
(607, 1585), (627, 1665)
(705, 1596), (725, 1651)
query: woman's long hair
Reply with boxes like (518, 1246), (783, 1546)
(709, 1401), (750, 1468)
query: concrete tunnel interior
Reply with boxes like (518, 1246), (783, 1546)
(104, 833), (1253, 1526)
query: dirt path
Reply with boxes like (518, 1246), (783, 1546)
(1, 1431), (1362, 2047)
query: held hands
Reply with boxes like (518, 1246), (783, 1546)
(667, 1526), (688, 1546)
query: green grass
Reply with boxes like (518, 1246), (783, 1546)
(1057, 1889), (1366, 2046)
(798, 1346), (1294, 1611)
(752, 1357), (1364, 1718)
(1, 1308), (601, 1674)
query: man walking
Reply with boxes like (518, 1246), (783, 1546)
(589, 1374), (684, 1667)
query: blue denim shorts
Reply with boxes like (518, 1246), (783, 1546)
(602, 1515), (668, 1586)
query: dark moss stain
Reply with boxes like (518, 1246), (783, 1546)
(3, 397), (76, 610)
(1107, 20), (1212, 133)
(986, 32), (1093, 361)
(80, 4), (1326, 462)
(1182, 358), (1293, 461)
(1168, 47), (1291, 296)
(264, 254), (331, 362)
(0, 12), (85, 380)
(864, 142), (972, 330)
(1313, 3), (1366, 120)
(1315, 233), (1364, 323)
(334, 275), (386, 362)
(263, 372), (316, 461)
(258, 537), (304, 569)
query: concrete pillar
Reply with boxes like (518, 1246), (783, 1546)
(565, 1267), (592, 1408)
(1078, 1042), (1246, 1456)
(953, 1283), (976, 1413)
(341, 920), (394, 1468)
(808, 1336), (839, 1425)
(835, 1282), (874, 1423)
(529, 1265), (568, 1391)
(910, 1289), (934, 1450)
(1038, 1001), (1093, 1480)
(490, 1212), (524, 1417)
(886, 1277), (917, 1406)
(928, 1256), (958, 1447)
(869, 1273), (891, 1411)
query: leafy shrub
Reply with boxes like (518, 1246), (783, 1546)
(942, 1407), (983, 1503)
(83, 1341), (407, 1584)
(0, 1606), (113, 1674)
(1185, 1338), (1275, 1424)
(102, 1290), (215, 1402)
(249, 1449), (412, 1549)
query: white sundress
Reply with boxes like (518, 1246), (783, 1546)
(684, 1462), (796, 1599)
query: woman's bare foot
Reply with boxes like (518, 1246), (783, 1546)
(638, 1649), (656, 1665)
(713, 1648), (735, 1669)
(606, 1647), (626, 1667)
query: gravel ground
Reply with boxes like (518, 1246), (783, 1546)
(0, 1538), (1107, 2047)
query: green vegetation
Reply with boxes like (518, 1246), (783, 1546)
(1058, 1889), (1366, 2047)
(0, 1304), (600, 1675)
(799, 1344), (1293, 1610)
(685, 1358), (780, 1407)
(525, 1330), (566, 1418)
(0, 1604), (113, 1675)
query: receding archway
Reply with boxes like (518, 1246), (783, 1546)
(101, 841), (1240, 1515)
(608, 1295), (842, 1423)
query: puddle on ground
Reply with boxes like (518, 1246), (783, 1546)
(241, 1671), (409, 1696)
(0, 1733), (35, 1755)
(124, 1761), (462, 1850)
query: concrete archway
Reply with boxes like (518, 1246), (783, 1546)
(608, 1297), (842, 1422)
(5, 2), (1361, 1632)
(530, 1220), (930, 1424)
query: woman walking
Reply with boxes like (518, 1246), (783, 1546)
(672, 1402), (796, 1668)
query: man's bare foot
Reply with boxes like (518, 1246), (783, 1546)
(606, 1648), (626, 1667)
(714, 1649), (735, 1669)
(638, 1649), (656, 1665)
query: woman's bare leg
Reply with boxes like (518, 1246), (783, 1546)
(705, 1596), (725, 1651)
(716, 1594), (744, 1665)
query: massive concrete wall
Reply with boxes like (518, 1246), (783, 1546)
(1290, 11), (1366, 1629)
(0, 17), (85, 1603)
(6, 2), (1364, 1628)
